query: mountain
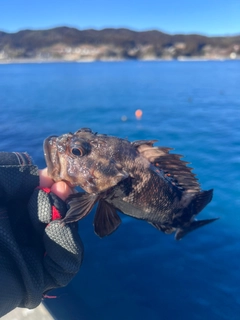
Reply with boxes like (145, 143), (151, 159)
(0, 27), (239, 62)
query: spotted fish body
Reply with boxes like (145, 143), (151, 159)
(44, 128), (216, 240)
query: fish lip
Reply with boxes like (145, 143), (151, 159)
(43, 135), (59, 179)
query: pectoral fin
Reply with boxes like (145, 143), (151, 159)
(94, 200), (121, 238)
(63, 192), (99, 223)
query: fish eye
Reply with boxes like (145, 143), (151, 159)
(71, 147), (84, 157)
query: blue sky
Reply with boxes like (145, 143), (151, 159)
(0, 0), (239, 36)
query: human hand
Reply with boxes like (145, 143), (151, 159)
(28, 168), (83, 293)
(0, 153), (83, 316)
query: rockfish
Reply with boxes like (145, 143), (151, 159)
(44, 128), (216, 240)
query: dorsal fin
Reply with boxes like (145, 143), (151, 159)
(132, 140), (200, 192)
(132, 140), (173, 161)
(132, 140), (159, 148)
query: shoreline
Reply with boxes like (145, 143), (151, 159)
(0, 57), (239, 64)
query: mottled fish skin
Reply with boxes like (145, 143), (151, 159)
(44, 128), (216, 239)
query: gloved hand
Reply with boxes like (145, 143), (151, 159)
(0, 152), (83, 317)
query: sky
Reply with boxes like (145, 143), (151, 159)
(0, 0), (240, 36)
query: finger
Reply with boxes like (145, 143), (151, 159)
(28, 187), (68, 234)
(39, 168), (54, 188)
(51, 181), (74, 201)
(44, 220), (83, 285)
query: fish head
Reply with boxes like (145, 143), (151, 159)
(44, 128), (129, 193)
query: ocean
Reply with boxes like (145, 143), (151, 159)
(0, 60), (240, 320)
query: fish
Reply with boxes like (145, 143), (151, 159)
(44, 128), (217, 240)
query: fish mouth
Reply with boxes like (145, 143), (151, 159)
(43, 135), (60, 180)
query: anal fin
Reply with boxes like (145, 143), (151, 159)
(149, 222), (175, 234)
(94, 200), (121, 238)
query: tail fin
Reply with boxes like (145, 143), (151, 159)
(175, 189), (216, 240)
(175, 218), (219, 240)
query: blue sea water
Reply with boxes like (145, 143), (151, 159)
(0, 60), (240, 320)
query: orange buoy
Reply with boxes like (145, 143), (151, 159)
(135, 109), (143, 119)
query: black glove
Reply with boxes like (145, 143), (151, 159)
(0, 152), (83, 317)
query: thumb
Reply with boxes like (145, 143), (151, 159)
(50, 181), (74, 201)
